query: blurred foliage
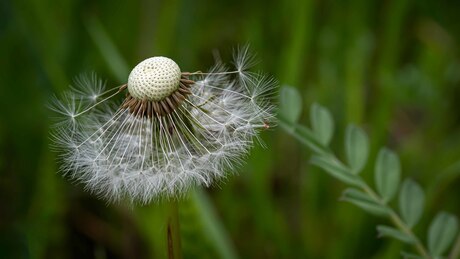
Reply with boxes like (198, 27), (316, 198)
(1, 0), (460, 258)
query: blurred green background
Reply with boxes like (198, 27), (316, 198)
(1, 0), (460, 258)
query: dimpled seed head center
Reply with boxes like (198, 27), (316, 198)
(127, 57), (181, 101)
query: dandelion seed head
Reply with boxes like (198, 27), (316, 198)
(49, 46), (277, 204)
(127, 56), (181, 101)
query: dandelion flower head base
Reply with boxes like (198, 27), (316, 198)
(128, 57), (181, 101)
(125, 57), (194, 117)
(50, 47), (276, 204)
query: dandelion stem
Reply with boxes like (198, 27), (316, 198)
(166, 199), (182, 259)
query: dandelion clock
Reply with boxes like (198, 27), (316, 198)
(49, 47), (276, 204)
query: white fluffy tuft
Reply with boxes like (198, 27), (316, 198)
(50, 48), (276, 204)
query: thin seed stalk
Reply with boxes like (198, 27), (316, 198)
(166, 199), (182, 259)
(360, 183), (431, 259)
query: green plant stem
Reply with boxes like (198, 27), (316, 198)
(280, 118), (431, 258)
(360, 183), (431, 259)
(166, 199), (182, 259)
(449, 233), (460, 259)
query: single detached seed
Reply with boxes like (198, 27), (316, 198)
(127, 57), (181, 101)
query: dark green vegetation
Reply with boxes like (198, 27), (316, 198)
(1, 0), (460, 258)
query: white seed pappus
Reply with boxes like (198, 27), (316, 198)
(49, 47), (277, 204)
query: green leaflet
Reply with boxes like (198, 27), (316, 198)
(377, 225), (416, 244)
(341, 188), (389, 217)
(310, 103), (334, 146)
(279, 116), (328, 155)
(374, 148), (401, 203)
(399, 179), (424, 228)
(428, 212), (459, 257)
(311, 155), (362, 187)
(345, 125), (369, 174)
(279, 86), (303, 125)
